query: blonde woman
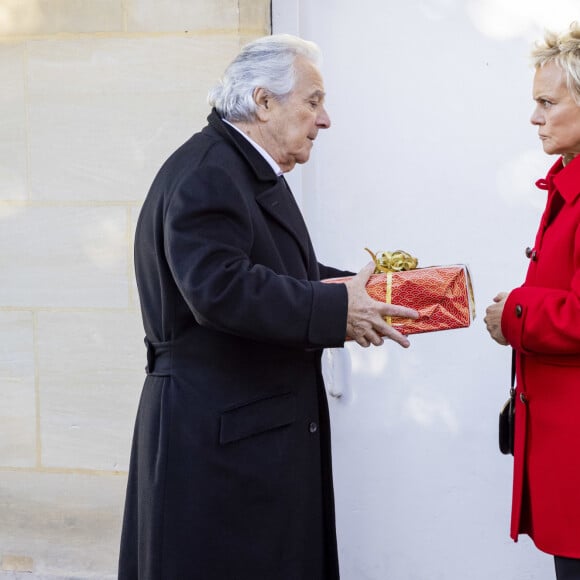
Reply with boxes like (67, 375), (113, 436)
(485, 22), (580, 580)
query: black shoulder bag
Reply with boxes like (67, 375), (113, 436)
(499, 349), (516, 455)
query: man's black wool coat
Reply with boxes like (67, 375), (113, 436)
(118, 110), (350, 580)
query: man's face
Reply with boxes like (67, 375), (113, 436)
(260, 56), (331, 172)
(531, 61), (580, 158)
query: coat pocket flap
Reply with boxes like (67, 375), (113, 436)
(219, 392), (297, 445)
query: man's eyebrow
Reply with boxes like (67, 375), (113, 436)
(309, 90), (325, 99)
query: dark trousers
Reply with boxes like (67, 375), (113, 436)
(555, 556), (580, 580)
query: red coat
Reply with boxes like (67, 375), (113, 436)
(502, 154), (580, 557)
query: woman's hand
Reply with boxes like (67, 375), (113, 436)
(484, 292), (509, 345)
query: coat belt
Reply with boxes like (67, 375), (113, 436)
(143, 335), (322, 376)
(144, 337), (172, 375)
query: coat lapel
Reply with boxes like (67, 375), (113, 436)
(254, 177), (311, 268)
(207, 110), (311, 269)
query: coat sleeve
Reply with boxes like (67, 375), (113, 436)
(501, 227), (580, 355)
(163, 164), (348, 348)
(318, 263), (355, 280)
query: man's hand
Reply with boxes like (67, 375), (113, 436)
(484, 292), (509, 345)
(344, 262), (419, 348)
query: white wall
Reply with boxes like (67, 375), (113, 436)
(274, 1), (578, 579)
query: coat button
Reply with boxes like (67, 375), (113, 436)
(520, 393), (527, 404)
(525, 247), (533, 258)
(515, 305), (523, 317)
(309, 422), (318, 433)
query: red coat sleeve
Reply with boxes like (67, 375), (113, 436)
(501, 225), (580, 355)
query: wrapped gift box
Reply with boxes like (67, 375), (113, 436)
(325, 265), (475, 335)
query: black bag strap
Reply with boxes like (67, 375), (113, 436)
(510, 349), (516, 397)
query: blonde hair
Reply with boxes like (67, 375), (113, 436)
(532, 21), (580, 105)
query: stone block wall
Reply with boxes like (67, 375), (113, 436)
(0, 1), (270, 577)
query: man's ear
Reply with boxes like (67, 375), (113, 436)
(253, 87), (271, 121)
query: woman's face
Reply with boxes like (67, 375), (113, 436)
(531, 61), (580, 159)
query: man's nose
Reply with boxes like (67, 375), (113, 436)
(317, 106), (331, 129)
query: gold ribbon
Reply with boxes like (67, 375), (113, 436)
(364, 248), (418, 273)
(385, 271), (393, 325)
(364, 248), (418, 326)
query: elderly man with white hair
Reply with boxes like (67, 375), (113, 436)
(118, 34), (417, 580)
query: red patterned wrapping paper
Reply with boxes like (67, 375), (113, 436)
(325, 265), (475, 335)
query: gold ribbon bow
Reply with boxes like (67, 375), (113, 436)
(364, 248), (418, 273)
(364, 248), (419, 326)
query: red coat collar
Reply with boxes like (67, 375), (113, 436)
(541, 155), (580, 204)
